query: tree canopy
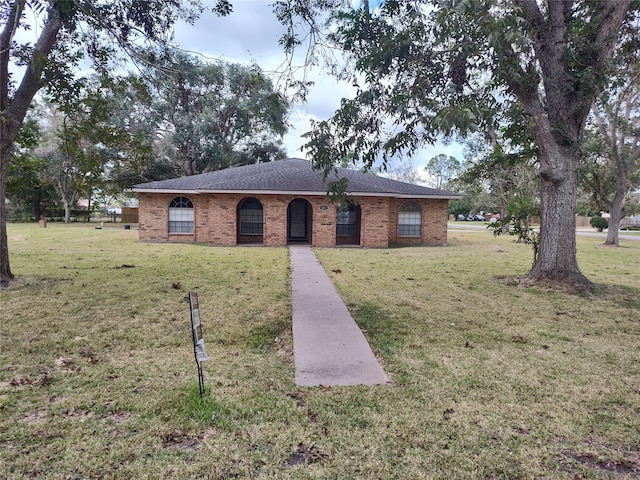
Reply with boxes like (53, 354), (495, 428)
(581, 57), (640, 246)
(138, 50), (289, 176)
(0, 0), (231, 285)
(296, 0), (637, 292)
(424, 154), (461, 190)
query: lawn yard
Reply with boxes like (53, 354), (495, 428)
(1, 223), (639, 479)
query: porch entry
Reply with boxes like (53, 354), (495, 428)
(287, 199), (312, 243)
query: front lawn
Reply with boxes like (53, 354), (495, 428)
(1, 224), (638, 479)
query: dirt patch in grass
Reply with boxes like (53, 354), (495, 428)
(20, 410), (47, 425)
(561, 450), (639, 476)
(559, 437), (640, 477)
(161, 429), (202, 451)
(285, 443), (328, 467)
(101, 409), (131, 424)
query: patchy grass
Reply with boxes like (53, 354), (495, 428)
(1, 223), (639, 479)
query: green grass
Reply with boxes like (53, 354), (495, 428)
(1, 223), (639, 479)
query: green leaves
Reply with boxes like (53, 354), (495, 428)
(138, 50), (290, 176)
(487, 198), (541, 265)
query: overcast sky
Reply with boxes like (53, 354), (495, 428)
(172, 1), (463, 176)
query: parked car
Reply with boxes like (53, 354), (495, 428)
(472, 214), (485, 221)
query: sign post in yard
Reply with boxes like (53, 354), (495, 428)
(188, 291), (209, 399)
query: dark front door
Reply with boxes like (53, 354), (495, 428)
(288, 199), (310, 243)
(336, 204), (361, 245)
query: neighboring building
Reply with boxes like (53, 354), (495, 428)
(133, 158), (460, 248)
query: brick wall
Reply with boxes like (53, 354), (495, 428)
(138, 193), (171, 242)
(207, 194), (240, 245)
(139, 192), (449, 247)
(359, 196), (391, 247)
(262, 196), (287, 246)
(423, 199), (449, 245)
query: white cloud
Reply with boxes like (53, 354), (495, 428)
(173, 2), (358, 158)
(173, 1), (462, 162)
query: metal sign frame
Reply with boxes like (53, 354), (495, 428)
(188, 291), (208, 398)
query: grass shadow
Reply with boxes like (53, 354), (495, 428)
(598, 284), (640, 311)
(349, 302), (407, 358)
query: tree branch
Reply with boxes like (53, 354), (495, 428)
(8, 5), (63, 140)
(592, 0), (634, 73)
(1, 0), (26, 115)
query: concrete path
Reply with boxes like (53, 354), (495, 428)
(289, 245), (389, 387)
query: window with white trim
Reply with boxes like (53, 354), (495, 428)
(239, 198), (264, 235)
(168, 196), (194, 233)
(398, 201), (421, 237)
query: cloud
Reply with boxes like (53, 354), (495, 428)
(173, 1), (463, 162)
(174, 2), (358, 158)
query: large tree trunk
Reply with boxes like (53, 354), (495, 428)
(509, 0), (632, 294)
(0, 3), (62, 286)
(523, 124), (593, 291)
(0, 1), (23, 286)
(0, 138), (12, 287)
(606, 204), (622, 246)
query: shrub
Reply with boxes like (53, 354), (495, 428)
(590, 216), (608, 232)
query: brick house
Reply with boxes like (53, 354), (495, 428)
(133, 158), (460, 247)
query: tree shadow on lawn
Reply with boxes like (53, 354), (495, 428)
(596, 284), (640, 312)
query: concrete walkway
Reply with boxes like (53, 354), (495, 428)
(289, 245), (389, 387)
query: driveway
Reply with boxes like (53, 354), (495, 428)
(448, 223), (640, 242)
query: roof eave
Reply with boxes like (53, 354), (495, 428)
(196, 189), (461, 199)
(348, 192), (461, 199)
(133, 188), (201, 194)
(133, 187), (461, 199)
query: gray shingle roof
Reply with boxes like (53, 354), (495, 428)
(133, 158), (460, 198)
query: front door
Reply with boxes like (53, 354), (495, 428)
(288, 199), (311, 243)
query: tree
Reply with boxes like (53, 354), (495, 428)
(296, 0), (635, 292)
(386, 157), (425, 184)
(36, 77), (142, 223)
(581, 68), (640, 246)
(95, 76), (175, 190)
(461, 131), (539, 221)
(5, 114), (49, 220)
(424, 154), (461, 189)
(140, 50), (289, 176)
(1, 0), (230, 286)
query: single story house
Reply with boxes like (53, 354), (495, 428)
(133, 158), (460, 248)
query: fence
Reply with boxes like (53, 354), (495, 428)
(121, 207), (139, 223)
(576, 216), (591, 228)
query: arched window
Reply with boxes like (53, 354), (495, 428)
(336, 204), (356, 237)
(398, 201), (421, 237)
(239, 198), (263, 235)
(168, 196), (194, 233)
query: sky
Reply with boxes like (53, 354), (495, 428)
(172, 1), (464, 176)
(11, 1), (463, 180)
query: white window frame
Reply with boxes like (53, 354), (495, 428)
(398, 201), (422, 237)
(168, 197), (194, 234)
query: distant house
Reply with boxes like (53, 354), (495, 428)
(133, 158), (460, 248)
